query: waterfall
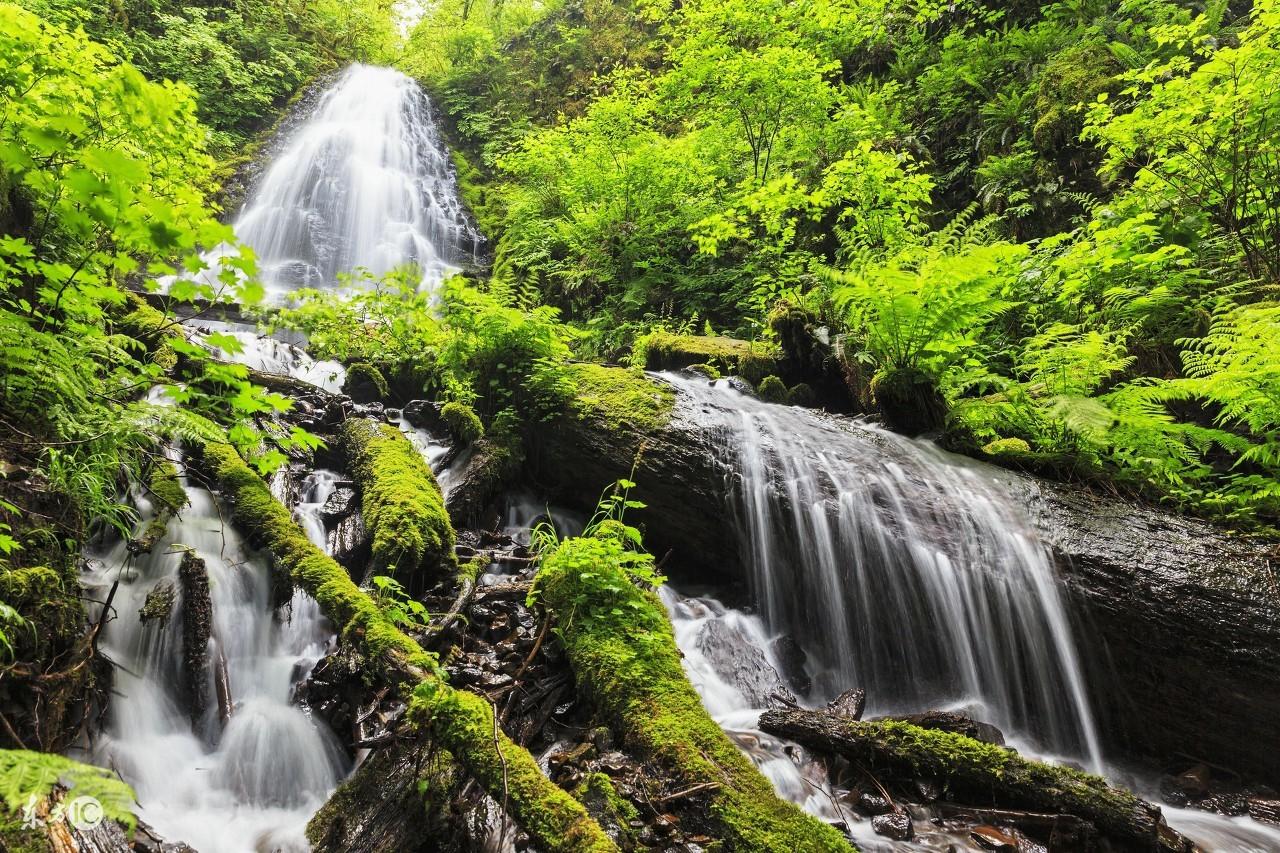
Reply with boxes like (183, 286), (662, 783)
(663, 372), (1104, 770)
(213, 63), (479, 299)
(80, 461), (348, 853)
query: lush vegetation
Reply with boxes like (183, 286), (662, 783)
(411, 0), (1280, 524)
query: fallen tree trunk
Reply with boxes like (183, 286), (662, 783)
(195, 441), (618, 853)
(758, 710), (1192, 852)
(340, 418), (456, 589)
(178, 551), (213, 730)
(528, 367), (1280, 784)
(536, 535), (854, 853)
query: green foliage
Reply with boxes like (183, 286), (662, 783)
(0, 750), (136, 831)
(20, 0), (398, 155)
(271, 272), (574, 422)
(371, 575), (433, 631)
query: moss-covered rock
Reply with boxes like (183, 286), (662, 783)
(196, 441), (618, 853)
(343, 362), (390, 404)
(982, 437), (1033, 457)
(756, 375), (788, 404)
(536, 536), (853, 853)
(685, 362), (720, 380)
(871, 367), (948, 436)
(564, 364), (674, 433)
(642, 331), (780, 384)
(340, 418), (456, 585)
(574, 773), (639, 848)
(787, 382), (816, 408)
(441, 402), (484, 444)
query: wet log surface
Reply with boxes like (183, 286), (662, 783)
(530, 371), (1280, 784)
(758, 709), (1193, 852)
(177, 551), (213, 730)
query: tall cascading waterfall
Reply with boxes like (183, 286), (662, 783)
(662, 372), (1104, 770)
(77, 62), (477, 850)
(217, 63), (479, 298)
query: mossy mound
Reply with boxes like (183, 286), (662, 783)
(441, 402), (484, 444)
(756, 375), (788, 404)
(536, 536), (853, 852)
(340, 418), (456, 584)
(982, 437), (1033, 457)
(565, 363), (674, 433)
(787, 382), (816, 407)
(343, 362), (390, 404)
(642, 331), (780, 384)
(871, 367), (948, 436)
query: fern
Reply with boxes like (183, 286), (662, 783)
(0, 750), (136, 831)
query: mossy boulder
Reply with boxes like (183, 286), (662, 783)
(871, 367), (948, 436)
(685, 362), (720, 380)
(982, 437), (1033, 458)
(642, 331), (780, 384)
(787, 382), (816, 408)
(756, 375), (788, 404)
(343, 362), (390, 404)
(340, 418), (456, 586)
(564, 363), (674, 433)
(441, 402), (484, 444)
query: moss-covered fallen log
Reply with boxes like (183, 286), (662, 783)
(758, 710), (1192, 852)
(535, 532), (854, 853)
(196, 441), (619, 853)
(129, 459), (187, 555)
(340, 418), (456, 585)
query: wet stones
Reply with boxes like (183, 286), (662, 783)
(871, 811), (913, 841)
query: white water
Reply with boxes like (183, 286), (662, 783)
(213, 63), (478, 299)
(665, 372), (1103, 768)
(80, 460), (347, 852)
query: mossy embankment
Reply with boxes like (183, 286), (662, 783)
(535, 533), (855, 853)
(194, 440), (618, 853)
(340, 418), (455, 586)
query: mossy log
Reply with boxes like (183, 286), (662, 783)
(340, 418), (456, 586)
(195, 441), (618, 853)
(758, 710), (1192, 852)
(129, 460), (187, 556)
(536, 538), (854, 852)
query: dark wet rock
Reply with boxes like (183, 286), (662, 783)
(328, 511), (368, 574)
(138, 580), (176, 626)
(402, 399), (442, 430)
(856, 792), (892, 815)
(320, 486), (357, 522)
(827, 687), (865, 720)
(769, 635), (811, 696)
(692, 617), (793, 708)
(872, 811), (913, 841)
(384, 407), (402, 422)
(913, 777), (943, 802)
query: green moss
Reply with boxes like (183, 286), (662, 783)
(342, 362), (390, 403)
(536, 537), (853, 853)
(574, 773), (639, 847)
(642, 331), (780, 383)
(787, 382), (816, 408)
(441, 401), (484, 443)
(147, 460), (187, 515)
(341, 418), (456, 582)
(982, 437), (1033, 457)
(197, 441), (617, 853)
(685, 362), (720, 380)
(756, 375), (788, 404)
(564, 363), (674, 433)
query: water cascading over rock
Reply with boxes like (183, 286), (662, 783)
(219, 63), (479, 297)
(663, 372), (1104, 769)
